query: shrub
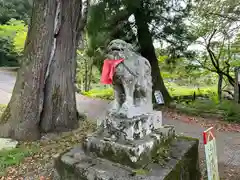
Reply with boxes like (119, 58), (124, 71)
(217, 101), (240, 122)
(178, 99), (240, 123)
(0, 19), (27, 66)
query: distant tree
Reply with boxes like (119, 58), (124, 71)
(87, 0), (193, 104)
(189, 0), (240, 100)
(0, 0), (32, 24)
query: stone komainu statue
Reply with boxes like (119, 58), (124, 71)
(106, 39), (153, 118)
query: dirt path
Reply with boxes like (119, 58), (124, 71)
(0, 70), (240, 179)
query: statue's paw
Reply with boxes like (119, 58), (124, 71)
(118, 109), (128, 117)
(118, 103), (130, 116)
(109, 104), (120, 114)
(110, 106), (118, 112)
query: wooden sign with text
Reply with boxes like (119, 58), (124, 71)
(203, 127), (219, 180)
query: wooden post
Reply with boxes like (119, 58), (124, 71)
(234, 67), (240, 103)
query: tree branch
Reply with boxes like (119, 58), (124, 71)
(206, 29), (220, 70)
(195, 58), (217, 73)
(204, 30), (235, 86)
(207, 12), (239, 22)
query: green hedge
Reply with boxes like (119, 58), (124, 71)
(82, 84), (217, 101)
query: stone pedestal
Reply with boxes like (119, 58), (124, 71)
(82, 112), (172, 169)
(55, 136), (200, 180)
(55, 111), (200, 180)
(99, 111), (163, 141)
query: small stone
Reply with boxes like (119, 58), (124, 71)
(53, 153), (60, 159)
(0, 138), (18, 150)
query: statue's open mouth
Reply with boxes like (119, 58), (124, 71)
(107, 45), (124, 53)
(111, 47), (121, 51)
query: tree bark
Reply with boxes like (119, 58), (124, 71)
(0, 0), (88, 140)
(217, 73), (223, 102)
(234, 67), (240, 103)
(134, 7), (172, 104)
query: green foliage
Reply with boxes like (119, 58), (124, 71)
(13, 27), (27, 56)
(0, 0), (32, 24)
(87, 0), (193, 70)
(188, 0), (240, 89)
(0, 19), (27, 66)
(76, 43), (103, 92)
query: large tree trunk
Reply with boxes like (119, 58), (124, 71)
(0, 0), (88, 140)
(134, 7), (172, 104)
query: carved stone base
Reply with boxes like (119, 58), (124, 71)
(99, 112), (163, 142)
(83, 126), (175, 168)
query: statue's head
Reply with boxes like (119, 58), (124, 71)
(106, 39), (136, 60)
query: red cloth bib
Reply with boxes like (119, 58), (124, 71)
(100, 59), (124, 84)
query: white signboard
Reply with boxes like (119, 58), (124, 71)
(154, 90), (164, 104)
(203, 127), (219, 180)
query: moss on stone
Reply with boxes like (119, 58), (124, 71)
(164, 136), (201, 180)
(132, 168), (149, 175)
(54, 152), (77, 180)
(177, 135), (198, 141)
(56, 134), (200, 180)
(0, 105), (10, 124)
(95, 142), (136, 168)
(85, 135), (174, 170)
(151, 139), (171, 165)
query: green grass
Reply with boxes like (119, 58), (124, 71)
(177, 99), (240, 123)
(0, 104), (39, 176)
(0, 146), (38, 176)
(82, 88), (114, 100)
(165, 83), (217, 97)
